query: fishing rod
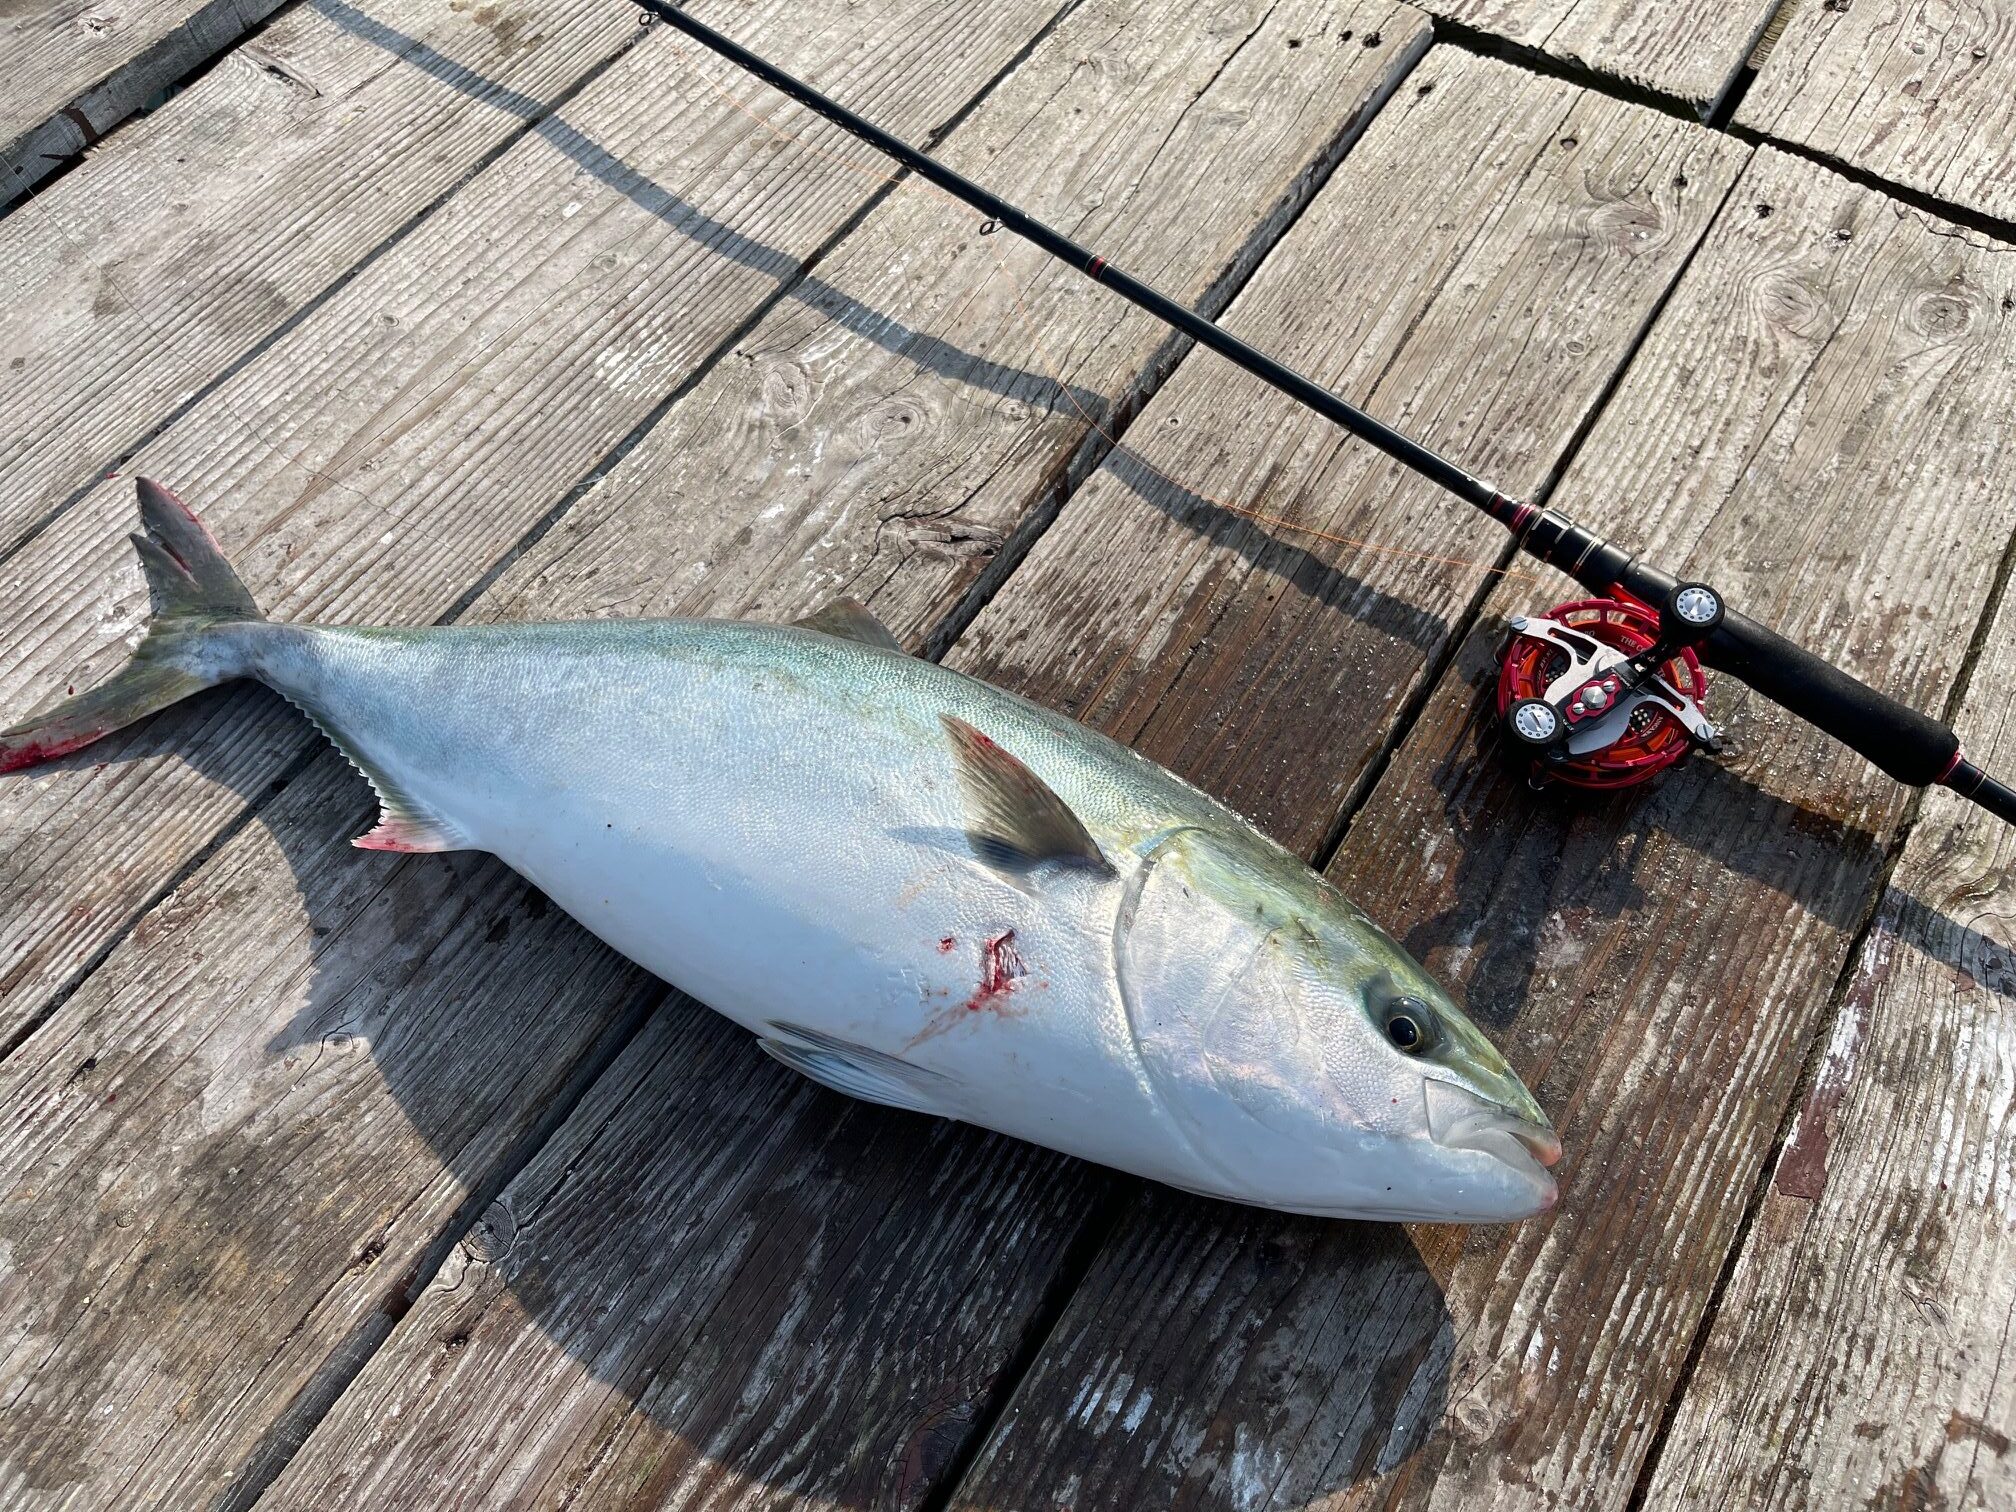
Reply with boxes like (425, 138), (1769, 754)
(631, 0), (2016, 826)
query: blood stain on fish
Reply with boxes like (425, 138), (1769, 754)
(909, 929), (1026, 1047)
(965, 930), (1025, 1012)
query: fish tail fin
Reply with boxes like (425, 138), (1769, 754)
(1, 478), (264, 774)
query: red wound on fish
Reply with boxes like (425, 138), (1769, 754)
(965, 930), (1025, 1011)
(907, 929), (1028, 1049)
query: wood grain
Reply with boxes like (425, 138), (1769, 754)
(948, 144), (2016, 1512)
(947, 47), (1747, 855)
(259, 994), (1106, 1510)
(0, 3), (1430, 1504)
(1415, 0), (1781, 112)
(1640, 475), (2016, 1506)
(476, 4), (1431, 645)
(0, 757), (651, 1509)
(0, 0), (642, 561)
(2, 0), (285, 207)
(0, 0), (1073, 1049)
(1741, 0), (2016, 226)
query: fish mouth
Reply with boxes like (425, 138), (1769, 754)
(1423, 1078), (1562, 1198)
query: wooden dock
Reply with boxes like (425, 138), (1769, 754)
(3, 0), (2014, 1506)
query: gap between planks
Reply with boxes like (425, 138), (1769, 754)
(1422, 10), (2016, 257)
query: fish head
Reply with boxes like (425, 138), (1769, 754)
(1115, 826), (1558, 1223)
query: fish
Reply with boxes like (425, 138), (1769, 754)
(2, 479), (1560, 1222)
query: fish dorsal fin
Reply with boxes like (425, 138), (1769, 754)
(940, 715), (1112, 877)
(791, 597), (906, 653)
(759, 1021), (956, 1116)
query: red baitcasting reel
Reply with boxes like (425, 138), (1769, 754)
(1496, 588), (1722, 790)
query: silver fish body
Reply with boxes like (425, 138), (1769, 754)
(3, 483), (1559, 1221)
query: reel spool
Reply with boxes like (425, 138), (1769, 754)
(1496, 591), (1720, 790)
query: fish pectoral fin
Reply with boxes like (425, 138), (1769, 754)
(790, 596), (907, 653)
(759, 1021), (956, 1117)
(941, 715), (1112, 878)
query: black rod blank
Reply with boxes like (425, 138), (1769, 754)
(630, 0), (2016, 828)
(631, 0), (1505, 512)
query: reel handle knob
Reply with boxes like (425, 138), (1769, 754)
(1506, 698), (1566, 749)
(1660, 582), (1724, 642)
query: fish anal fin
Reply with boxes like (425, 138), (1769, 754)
(759, 1021), (956, 1117)
(351, 809), (465, 854)
(791, 596), (906, 653)
(274, 690), (467, 856)
(941, 714), (1111, 877)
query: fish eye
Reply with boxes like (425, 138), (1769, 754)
(1384, 998), (1438, 1055)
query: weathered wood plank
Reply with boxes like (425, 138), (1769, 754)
(948, 144), (2016, 1512)
(0, 3), (1431, 1504)
(1416, 0), (1780, 112)
(1640, 543), (2016, 1505)
(474, 1), (1431, 642)
(258, 993), (1106, 1510)
(327, 46), (1763, 1512)
(0, 0), (1076, 1048)
(1, 0), (285, 207)
(946, 47), (1746, 855)
(0, 0), (643, 561)
(0, 759), (652, 1510)
(1739, 0), (2016, 226)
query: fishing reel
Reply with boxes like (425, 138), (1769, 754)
(1495, 582), (1723, 790)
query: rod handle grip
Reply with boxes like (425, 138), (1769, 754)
(1696, 606), (1959, 785)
